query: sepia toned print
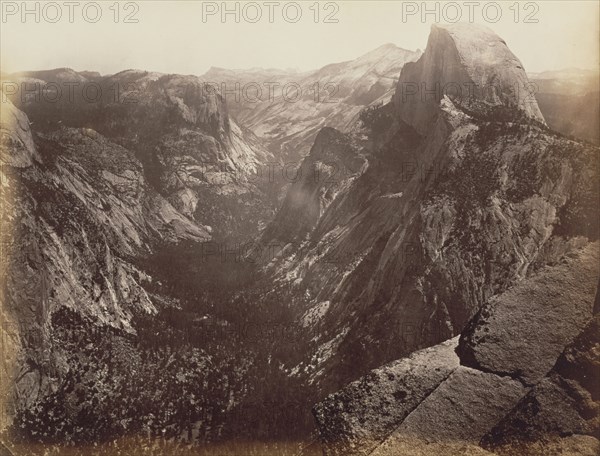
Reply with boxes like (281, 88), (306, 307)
(0, 1), (599, 455)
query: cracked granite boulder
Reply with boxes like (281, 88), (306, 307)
(457, 243), (599, 386)
(481, 311), (600, 456)
(312, 337), (460, 455)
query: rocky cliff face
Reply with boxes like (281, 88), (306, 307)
(0, 96), (213, 430)
(4, 69), (275, 241)
(260, 127), (367, 244)
(259, 23), (599, 403)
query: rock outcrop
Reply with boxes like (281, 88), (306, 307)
(312, 243), (599, 455)
(458, 244), (600, 385)
(260, 127), (366, 245)
(0, 98), (40, 168)
(481, 311), (600, 455)
(312, 337), (460, 455)
(371, 367), (527, 455)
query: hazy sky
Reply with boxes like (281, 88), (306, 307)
(1, 1), (598, 75)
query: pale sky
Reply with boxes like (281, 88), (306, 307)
(1, 1), (598, 76)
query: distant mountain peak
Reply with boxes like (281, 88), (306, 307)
(353, 42), (419, 64)
(372, 42), (401, 51)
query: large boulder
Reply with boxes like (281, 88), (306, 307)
(458, 242), (599, 385)
(313, 337), (460, 455)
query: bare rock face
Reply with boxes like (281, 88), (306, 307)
(458, 243), (599, 385)
(260, 127), (366, 245)
(371, 367), (526, 455)
(394, 23), (545, 134)
(482, 377), (598, 454)
(312, 337), (459, 455)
